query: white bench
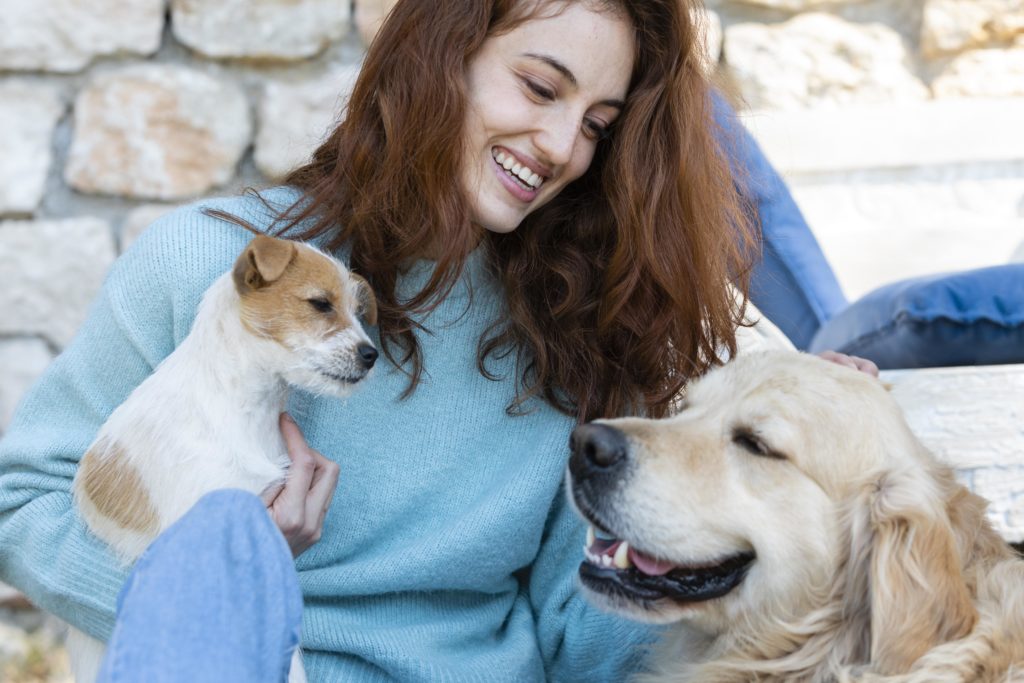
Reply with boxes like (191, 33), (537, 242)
(885, 364), (1024, 545)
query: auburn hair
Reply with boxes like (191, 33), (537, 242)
(271, 0), (757, 422)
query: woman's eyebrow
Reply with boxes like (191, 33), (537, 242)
(521, 52), (626, 110)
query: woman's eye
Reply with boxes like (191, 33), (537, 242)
(524, 79), (555, 101)
(307, 298), (334, 314)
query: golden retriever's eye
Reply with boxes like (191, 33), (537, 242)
(732, 429), (784, 460)
(307, 297), (334, 314)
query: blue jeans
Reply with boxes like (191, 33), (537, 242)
(97, 489), (303, 683)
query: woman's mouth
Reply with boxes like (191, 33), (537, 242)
(492, 148), (545, 200)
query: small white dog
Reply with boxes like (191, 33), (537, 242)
(568, 350), (1024, 682)
(66, 233), (378, 683)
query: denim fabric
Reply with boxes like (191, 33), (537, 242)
(809, 263), (1024, 369)
(97, 489), (302, 683)
(712, 93), (849, 349)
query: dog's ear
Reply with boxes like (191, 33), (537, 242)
(841, 460), (978, 674)
(233, 235), (296, 292)
(349, 273), (377, 326)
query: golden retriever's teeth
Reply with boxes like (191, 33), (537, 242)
(587, 526), (596, 548)
(614, 541), (631, 569)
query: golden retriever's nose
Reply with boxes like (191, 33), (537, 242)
(570, 423), (629, 474)
(357, 343), (378, 369)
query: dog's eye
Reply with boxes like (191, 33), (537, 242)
(307, 297), (334, 314)
(732, 429), (783, 460)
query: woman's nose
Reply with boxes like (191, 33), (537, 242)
(534, 113), (579, 166)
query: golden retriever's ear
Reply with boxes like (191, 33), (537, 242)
(842, 462), (978, 675)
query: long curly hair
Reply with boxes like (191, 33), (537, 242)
(276, 0), (757, 422)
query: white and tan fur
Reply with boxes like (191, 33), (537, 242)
(570, 350), (1024, 682)
(67, 234), (378, 683)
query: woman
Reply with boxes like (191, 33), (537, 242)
(0, 0), (838, 680)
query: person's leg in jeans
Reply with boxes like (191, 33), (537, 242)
(97, 489), (303, 683)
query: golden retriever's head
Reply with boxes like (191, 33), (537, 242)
(568, 350), (980, 665)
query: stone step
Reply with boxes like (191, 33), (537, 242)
(786, 172), (1024, 299)
(743, 98), (1024, 174)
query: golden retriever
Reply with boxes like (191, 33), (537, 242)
(568, 350), (1024, 682)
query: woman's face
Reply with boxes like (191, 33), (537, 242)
(461, 2), (636, 234)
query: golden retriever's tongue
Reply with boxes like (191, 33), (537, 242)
(629, 547), (677, 576)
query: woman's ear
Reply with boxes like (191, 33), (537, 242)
(842, 460), (978, 675)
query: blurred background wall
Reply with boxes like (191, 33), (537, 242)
(0, 0), (1022, 676)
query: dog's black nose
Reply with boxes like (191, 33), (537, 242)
(357, 343), (378, 369)
(570, 423), (630, 474)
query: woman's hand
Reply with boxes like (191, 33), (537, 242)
(817, 350), (880, 377)
(261, 413), (341, 557)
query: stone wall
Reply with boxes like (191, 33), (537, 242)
(1, 0), (1022, 432)
(0, 1), (1022, 674)
(712, 0), (1024, 297)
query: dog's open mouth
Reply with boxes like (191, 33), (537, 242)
(579, 525), (755, 605)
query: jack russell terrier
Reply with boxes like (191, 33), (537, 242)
(66, 233), (378, 683)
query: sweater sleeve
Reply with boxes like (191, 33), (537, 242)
(529, 475), (662, 681)
(0, 210), (231, 641)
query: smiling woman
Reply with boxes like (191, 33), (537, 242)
(286, 0), (755, 421)
(460, 4), (634, 233)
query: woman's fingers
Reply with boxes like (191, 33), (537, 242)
(817, 350), (880, 377)
(303, 452), (341, 545)
(267, 413), (339, 556)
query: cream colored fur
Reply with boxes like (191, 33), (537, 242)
(574, 350), (1024, 682)
(66, 235), (378, 683)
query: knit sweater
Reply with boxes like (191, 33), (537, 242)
(0, 187), (657, 681)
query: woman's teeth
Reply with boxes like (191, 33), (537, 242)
(493, 150), (543, 190)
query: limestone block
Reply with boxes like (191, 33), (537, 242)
(743, 99), (1024, 173)
(0, 218), (115, 348)
(121, 204), (180, 251)
(0, 615), (70, 680)
(255, 67), (360, 180)
(0, 338), (53, 431)
(0, 84), (64, 216)
(725, 0), (865, 9)
(171, 0), (349, 61)
(354, 2), (723, 70)
(65, 66), (252, 201)
(0, 622), (30, 664)
(922, 0), (1024, 57)
(932, 48), (1024, 98)
(355, 0), (399, 46)
(700, 9), (724, 69)
(725, 13), (928, 111)
(0, 0), (164, 73)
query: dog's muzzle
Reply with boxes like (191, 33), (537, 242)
(568, 422), (756, 609)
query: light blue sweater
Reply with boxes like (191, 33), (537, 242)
(0, 187), (656, 681)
